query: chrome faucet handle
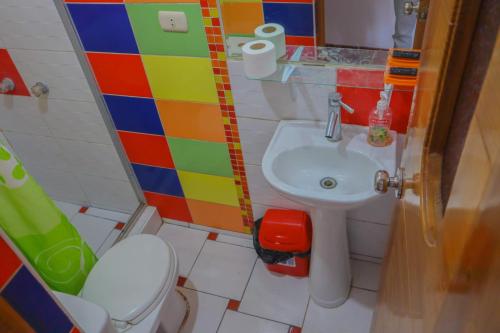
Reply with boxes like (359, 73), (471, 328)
(328, 92), (355, 114)
(339, 100), (354, 114)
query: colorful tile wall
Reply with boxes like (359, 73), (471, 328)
(0, 233), (80, 333)
(0, 49), (30, 96)
(65, 0), (253, 233)
(127, 3), (210, 57)
(220, 0), (316, 47)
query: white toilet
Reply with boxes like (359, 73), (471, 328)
(55, 234), (188, 333)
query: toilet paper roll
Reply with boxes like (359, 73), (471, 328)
(255, 23), (286, 59)
(242, 40), (277, 79)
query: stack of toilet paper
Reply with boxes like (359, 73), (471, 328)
(242, 23), (286, 79)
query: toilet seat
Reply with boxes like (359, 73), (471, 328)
(81, 234), (177, 326)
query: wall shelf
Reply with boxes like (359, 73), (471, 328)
(232, 46), (414, 91)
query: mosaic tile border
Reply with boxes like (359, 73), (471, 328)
(200, 0), (254, 230)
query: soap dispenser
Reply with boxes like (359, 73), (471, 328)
(368, 92), (393, 147)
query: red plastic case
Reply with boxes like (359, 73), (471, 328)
(259, 209), (312, 277)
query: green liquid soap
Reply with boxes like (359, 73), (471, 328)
(368, 95), (393, 147)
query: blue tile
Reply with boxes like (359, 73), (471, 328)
(68, 4), (139, 53)
(132, 164), (184, 197)
(104, 95), (164, 135)
(2, 267), (73, 333)
(263, 3), (314, 37)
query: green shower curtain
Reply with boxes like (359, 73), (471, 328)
(0, 143), (96, 295)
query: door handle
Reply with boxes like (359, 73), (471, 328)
(374, 168), (436, 247)
(374, 167), (405, 199)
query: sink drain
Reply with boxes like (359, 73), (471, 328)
(320, 177), (337, 189)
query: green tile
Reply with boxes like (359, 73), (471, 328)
(126, 3), (209, 57)
(168, 137), (234, 177)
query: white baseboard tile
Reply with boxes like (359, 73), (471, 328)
(127, 206), (162, 236)
(188, 223), (252, 239)
(350, 253), (384, 264)
(163, 218), (191, 228)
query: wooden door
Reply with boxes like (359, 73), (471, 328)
(412, 0), (430, 48)
(371, 0), (499, 332)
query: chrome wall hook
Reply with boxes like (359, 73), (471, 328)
(0, 78), (16, 93)
(31, 82), (49, 97)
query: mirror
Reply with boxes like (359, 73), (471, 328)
(219, 0), (417, 58)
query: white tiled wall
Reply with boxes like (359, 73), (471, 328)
(229, 60), (403, 259)
(0, 1), (139, 213)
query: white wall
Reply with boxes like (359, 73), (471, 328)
(0, 0), (139, 213)
(229, 60), (402, 260)
(325, 0), (396, 49)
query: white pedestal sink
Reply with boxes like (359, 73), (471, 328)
(262, 121), (396, 308)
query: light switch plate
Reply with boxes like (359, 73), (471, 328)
(158, 11), (188, 33)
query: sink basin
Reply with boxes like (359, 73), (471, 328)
(262, 121), (396, 307)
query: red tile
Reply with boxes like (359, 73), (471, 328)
(114, 222), (125, 230)
(144, 191), (192, 222)
(78, 206), (89, 214)
(87, 52), (152, 97)
(337, 68), (384, 88)
(118, 131), (174, 168)
(0, 49), (30, 96)
(177, 276), (187, 287)
(0, 236), (22, 288)
(66, 0), (121, 2)
(207, 232), (218, 241)
(390, 90), (413, 134)
(227, 299), (240, 311)
(285, 36), (315, 47)
(337, 86), (411, 134)
(289, 327), (302, 333)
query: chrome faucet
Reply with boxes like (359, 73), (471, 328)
(325, 92), (354, 142)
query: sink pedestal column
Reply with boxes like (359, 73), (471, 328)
(309, 208), (351, 308)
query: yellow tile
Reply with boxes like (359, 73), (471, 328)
(203, 18), (212, 26)
(209, 8), (218, 17)
(178, 170), (239, 207)
(142, 55), (218, 104)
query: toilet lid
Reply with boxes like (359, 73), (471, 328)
(81, 234), (174, 323)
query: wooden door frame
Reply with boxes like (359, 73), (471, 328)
(315, 0), (325, 46)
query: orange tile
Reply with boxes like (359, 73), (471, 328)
(86, 52), (152, 97)
(220, 2), (264, 35)
(156, 100), (226, 142)
(117, 131), (174, 168)
(145, 191), (193, 222)
(0, 298), (36, 333)
(187, 199), (246, 233)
